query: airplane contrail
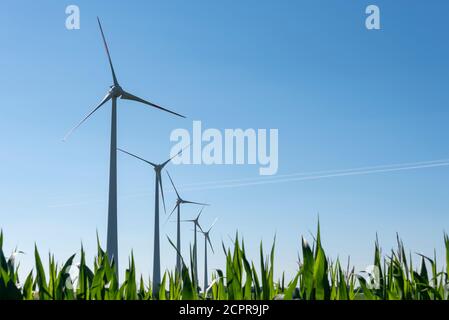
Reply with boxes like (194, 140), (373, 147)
(180, 158), (449, 188)
(179, 161), (449, 192)
(48, 159), (449, 207)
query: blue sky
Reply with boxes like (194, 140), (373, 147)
(1, 0), (449, 282)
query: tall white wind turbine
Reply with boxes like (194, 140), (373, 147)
(166, 172), (208, 274)
(117, 148), (182, 296)
(63, 18), (185, 274)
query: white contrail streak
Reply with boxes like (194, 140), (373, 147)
(48, 159), (449, 207)
(180, 158), (449, 188)
(179, 161), (449, 192)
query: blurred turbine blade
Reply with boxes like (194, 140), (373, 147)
(166, 171), (181, 199)
(163, 203), (178, 226)
(196, 206), (205, 220)
(167, 203), (178, 220)
(208, 218), (218, 232)
(207, 235), (214, 254)
(183, 200), (209, 206)
(97, 17), (118, 85)
(121, 90), (185, 118)
(117, 148), (157, 167)
(63, 93), (112, 141)
(161, 143), (191, 168)
(158, 171), (167, 214)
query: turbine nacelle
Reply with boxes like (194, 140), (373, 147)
(108, 85), (123, 97)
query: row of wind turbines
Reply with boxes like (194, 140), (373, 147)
(63, 18), (217, 295)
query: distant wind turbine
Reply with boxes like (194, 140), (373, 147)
(166, 172), (209, 274)
(180, 207), (205, 287)
(199, 219), (217, 292)
(63, 17), (185, 273)
(117, 148), (183, 296)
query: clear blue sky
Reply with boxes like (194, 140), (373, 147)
(1, 0), (448, 282)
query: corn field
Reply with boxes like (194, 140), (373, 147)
(1, 225), (448, 300)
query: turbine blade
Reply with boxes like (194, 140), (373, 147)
(117, 148), (157, 167)
(208, 218), (218, 233)
(196, 222), (204, 233)
(158, 171), (167, 214)
(166, 171), (181, 199)
(183, 200), (209, 206)
(121, 90), (185, 118)
(163, 203), (179, 226)
(63, 93), (112, 141)
(207, 235), (214, 254)
(97, 17), (118, 85)
(196, 207), (205, 220)
(161, 143), (191, 168)
(168, 203), (178, 219)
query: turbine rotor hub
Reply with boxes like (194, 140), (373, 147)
(109, 85), (123, 97)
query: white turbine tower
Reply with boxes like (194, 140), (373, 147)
(117, 148), (182, 296)
(166, 172), (209, 274)
(64, 17), (185, 274)
(180, 207), (205, 287)
(199, 219), (217, 292)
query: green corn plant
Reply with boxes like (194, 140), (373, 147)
(166, 236), (197, 300)
(1, 226), (449, 300)
(283, 272), (299, 300)
(210, 269), (226, 300)
(34, 245), (52, 300)
(0, 231), (22, 300)
(158, 272), (167, 300)
(124, 252), (137, 300)
(259, 238), (276, 300)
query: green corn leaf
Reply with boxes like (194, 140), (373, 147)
(159, 272), (167, 300)
(240, 243), (253, 300)
(444, 234), (449, 287)
(22, 271), (34, 300)
(55, 253), (76, 300)
(181, 264), (196, 300)
(337, 262), (348, 300)
(34, 244), (51, 300)
(251, 262), (261, 299)
(0, 268), (22, 300)
(301, 237), (314, 299)
(284, 272), (299, 300)
(125, 253), (137, 300)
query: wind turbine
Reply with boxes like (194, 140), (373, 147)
(166, 172), (209, 274)
(199, 219), (217, 292)
(180, 207), (205, 287)
(117, 148), (183, 296)
(63, 17), (185, 273)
